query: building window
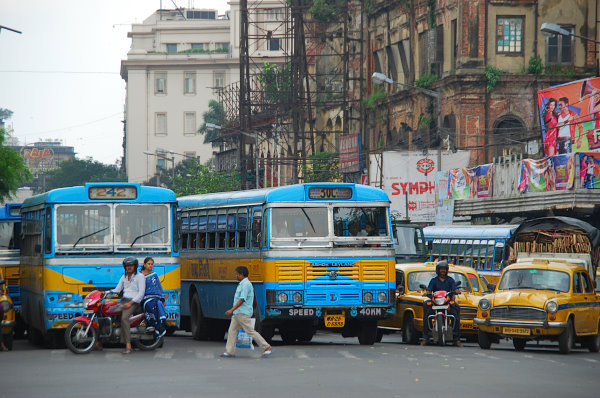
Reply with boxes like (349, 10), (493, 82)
(267, 38), (281, 51)
(496, 17), (523, 54)
(184, 112), (196, 135)
(214, 71), (225, 88)
(266, 8), (282, 21)
(184, 72), (196, 94)
(191, 43), (206, 50)
(167, 43), (178, 53)
(546, 25), (574, 65)
(187, 10), (215, 19)
(155, 72), (166, 94)
(215, 43), (229, 52)
(184, 151), (197, 161)
(156, 113), (167, 136)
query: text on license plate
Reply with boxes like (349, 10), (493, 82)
(460, 321), (473, 329)
(503, 327), (530, 336)
(325, 313), (345, 328)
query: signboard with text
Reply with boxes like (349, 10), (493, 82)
(339, 134), (361, 173)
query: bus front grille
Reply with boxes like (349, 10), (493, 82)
(276, 261), (304, 282)
(360, 261), (387, 281)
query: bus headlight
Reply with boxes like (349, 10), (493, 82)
(546, 300), (558, 314)
(292, 292), (302, 303)
(363, 292), (373, 303)
(277, 292), (288, 304)
(58, 294), (73, 302)
(377, 292), (387, 303)
(0, 300), (12, 312)
(479, 298), (491, 311)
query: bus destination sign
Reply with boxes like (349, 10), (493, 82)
(308, 187), (352, 200)
(89, 186), (137, 200)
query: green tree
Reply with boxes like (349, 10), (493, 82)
(44, 158), (126, 191)
(155, 159), (240, 196)
(0, 108), (14, 122)
(197, 100), (224, 147)
(301, 151), (341, 183)
(0, 128), (32, 201)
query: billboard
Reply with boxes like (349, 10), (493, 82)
(517, 154), (575, 193)
(578, 152), (600, 189)
(447, 164), (493, 199)
(375, 150), (470, 222)
(339, 134), (361, 173)
(537, 77), (600, 156)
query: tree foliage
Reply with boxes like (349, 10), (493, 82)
(44, 158), (126, 191)
(152, 159), (240, 196)
(301, 151), (341, 183)
(0, 128), (32, 201)
(259, 62), (292, 106)
(0, 108), (14, 122)
(197, 100), (225, 147)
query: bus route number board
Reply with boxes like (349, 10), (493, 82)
(89, 186), (137, 200)
(325, 311), (345, 328)
(308, 187), (352, 200)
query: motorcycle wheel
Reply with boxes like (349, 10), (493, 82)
(134, 335), (164, 351)
(436, 314), (444, 346)
(64, 320), (97, 354)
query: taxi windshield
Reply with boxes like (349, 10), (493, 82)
(498, 269), (570, 292)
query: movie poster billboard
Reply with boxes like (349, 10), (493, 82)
(447, 164), (493, 199)
(578, 152), (600, 189)
(537, 77), (600, 157)
(375, 150), (470, 222)
(517, 154), (574, 193)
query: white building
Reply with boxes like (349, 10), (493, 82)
(121, 2), (288, 184)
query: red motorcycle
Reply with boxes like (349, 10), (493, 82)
(423, 285), (460, 346)
(64, 290), (163, 354)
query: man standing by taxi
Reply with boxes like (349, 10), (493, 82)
(221, 266), (272, 358)
(420, 261), (462, 347)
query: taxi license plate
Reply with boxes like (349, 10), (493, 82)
(461, 321), (473, 329)
(325, 312), (345, 328)
(503, 327), (530, 336)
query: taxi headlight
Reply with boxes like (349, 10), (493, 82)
(0, 300), (12, 312)
(277, 292), (288, 304)
(363, 292), (373, 303)
(292, 292), (302, 303)
(479, 298), (491, 311)
(377, 292), (387, 303)
(546, 300), (558, 314)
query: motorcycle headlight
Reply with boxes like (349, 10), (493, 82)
(83, 298), (92, 309)
(292, 292), (302, 303)
(58, 294), (73, 302)
(546, 300), (558, 314)
(0, 300), (12, 312)
(434, 297), (445, 305)
(277, 292), (288, 304)
(363, 292), (373, 303)
(377, 292), (387, 303)
(479, 298), (491, 311)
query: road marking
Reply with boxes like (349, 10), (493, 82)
(50, 350), (65, 360)
(295, 349), (310, 359)
(154, 350), (174, 359)
(583, 358), (598, 363)
(195, 351), (216, 359)
(473, 352), (500, 360)
(339, 350), (359, 360)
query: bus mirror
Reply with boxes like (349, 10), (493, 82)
(35, 244), (41, 254)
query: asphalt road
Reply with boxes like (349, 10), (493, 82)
(0, 331), (599, 398)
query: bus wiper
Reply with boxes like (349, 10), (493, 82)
(300, 208), (315, 233)
(73, 227), (109, 248)
(130, 227), (164, 247)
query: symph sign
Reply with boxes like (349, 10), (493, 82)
(371, 151), (470, 222)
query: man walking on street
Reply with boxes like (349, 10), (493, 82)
(221, 266), (272, 358)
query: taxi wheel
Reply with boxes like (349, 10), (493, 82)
(478, 330), (492, 349)
(402, 313), (418, 345)
(586, 322), (600, 353)
(513, 338), (527, 351)
(558, 319), (574, 355)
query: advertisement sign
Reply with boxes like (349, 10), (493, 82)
(578, 152), (600, 189)
(339, 134), (361, 173)
(447, 164), (494, 199)
(435, 171), (454, 225)
(376, 151), (470, 222)
(537, 77), (600, 156)
(517, 154), (575, 193)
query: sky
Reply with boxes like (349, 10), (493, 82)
(0, 0), (229, 165)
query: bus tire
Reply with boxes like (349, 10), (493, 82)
(296, 324), (315, 343)
(208, 320), (228, 341)
(357, 321), (377, 345)
(402, 313), (418, 345)
(190, 293), (209, 340)
(375, 328), (384, 343)
(279, 327), (297, 345)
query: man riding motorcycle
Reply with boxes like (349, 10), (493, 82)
(420, 261), (462, 347)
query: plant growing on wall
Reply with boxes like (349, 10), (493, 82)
(301, 151), (341, 183)
(363, 84), (387, 110)
(528, 56), (543, 74)
(484, 66), (502, 91)
(259, 62), (293, 106)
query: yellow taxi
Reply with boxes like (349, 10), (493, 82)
(475, 259), (600, 354)
(0, 270), (15, 350)
(378, 262), (494, 343)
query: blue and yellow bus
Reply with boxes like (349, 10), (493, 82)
(423, 224), (518, 284)
(178, 183), (396, 345)
(0, 203), (23, 335)
(20, 183), (180, 346)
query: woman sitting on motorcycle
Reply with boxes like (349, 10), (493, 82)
(140, 257), (167, 339)
(420, 261), (462, 347)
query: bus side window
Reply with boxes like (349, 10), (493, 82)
(44, 210), (52, 254)
(237, 209), (248, 249)
(252, 209), (262, 249)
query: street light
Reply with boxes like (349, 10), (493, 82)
(206, 123), (260, 189)
(540, 22), (600, 44)
(371, 72), (442, 169)
(143, 149), (175, 186)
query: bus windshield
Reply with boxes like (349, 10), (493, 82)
(56, 205), (111, 251)
(115, 204), (170, 251)
(333, 207), (388, 237)
(0, 221), (20, 250)
(498, 269), (570, 292)
(393, 225), (425, 256)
